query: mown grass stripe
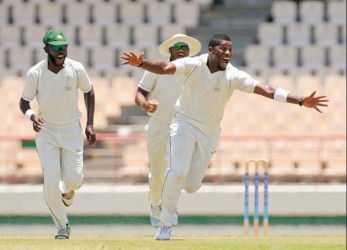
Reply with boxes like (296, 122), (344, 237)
(0, 215), (345, 225)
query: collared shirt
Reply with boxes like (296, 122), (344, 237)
(22, 58), (92, 125)
(172, 54), (258, 135)
(139, 71), (185, 125)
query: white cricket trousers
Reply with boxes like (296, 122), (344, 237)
(161, 119), (219, 226)
(35, 120), (84, 230)
(145, 118), (170, 207)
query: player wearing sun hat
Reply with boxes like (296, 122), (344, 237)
(122, 32), (329, 240)
(19, 29), (96, 240)
(135, 34), (201, 228)
(158, 33), (201, 57)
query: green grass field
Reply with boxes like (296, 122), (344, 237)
(0, 235), (345, 250)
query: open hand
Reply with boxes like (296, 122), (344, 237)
(120, 51), (144, 67)
(303, 91), (329, 113)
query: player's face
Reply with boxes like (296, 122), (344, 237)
(46, 44), (68, 67)
(209, 40), (233, 71)
(169, 43), (190, 61)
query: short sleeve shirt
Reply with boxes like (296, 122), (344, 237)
(22, 58), (92, 125)
(139, 71), (185, 125)
(172, 54), (258, 134)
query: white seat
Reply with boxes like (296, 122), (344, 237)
(78, 24), (103, 48)
(341, 24), (346, 44)
(119, 2), (145, 25)
(145, 47), (167, 61)
(8, 47), (34, 75)
(23, 25), (48, 48)
(11, 2), (37, 26)
(54, 24), (77, 46)
(133, 24), (158, 48)
(244, 44), (270, 71)
(66, 45), (90, 68)
(174, 2), (200, 27)
(106, 24), (131, 48)
(301, 45), (326, 72)
(163, 0), (185, 3)
(0, 26), (21, 48)
(286, 23), (311, 47)
(328, 45), (346, 73)
(108, 0), (127, 3)
(159, 24), (185, 44)
(313, 22), (339, 46)
(191, 0), (213, 8)
(33, 47), (46, 65)
(64, 2), (91, 25)
(257, 22), (283, 47)
(327, 1), (347, 25)
(38, 2), (63, 26)
(272, 45), (298, 72)
(92, 2), (116, 26)
(299, 1), (324, 24)
(0, 3), (10, 25)
(90, 46), (117, 76)
(271, 0), (297, 24)
(146, 2), (172, 26)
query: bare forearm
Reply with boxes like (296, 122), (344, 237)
(84, 87), (95, 125)
(253, 85), (302, 105)
(138, 60), (175, 75)
(19, 98), (31, 114)
(135, 88), (148, 109)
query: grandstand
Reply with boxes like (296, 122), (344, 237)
(0, 0), (345, 184)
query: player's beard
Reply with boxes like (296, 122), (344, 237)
(48, 52), (66, 67)
(217, 64), (227, 71)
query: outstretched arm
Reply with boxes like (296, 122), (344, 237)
(120, 51), (176, 75)
(84, 86), (96, 145)
(253, 84), (329, 113)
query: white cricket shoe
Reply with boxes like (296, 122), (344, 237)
(155, 225), (172, 240)
(150, 205), (161, 228)
(55, 226), (71, 239)
(62, 190), (74, 207)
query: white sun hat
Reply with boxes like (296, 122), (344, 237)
(158, 33), (201, 57)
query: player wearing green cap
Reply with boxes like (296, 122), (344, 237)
(19, 29), (96, 240)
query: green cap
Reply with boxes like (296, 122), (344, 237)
(43, 29), (70, 45)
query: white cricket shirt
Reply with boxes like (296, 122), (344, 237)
(172, 54), (258, 135)
(22, 58), (92, 125)
(139, 71), (185, 125)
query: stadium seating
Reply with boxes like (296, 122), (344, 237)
(285, 22), (312, 47)
(37, 2), (63, 26)
(271, 0), (297, 24)
(91, 2), (117, 25)
(146, 2), (172, 26)
(298, 0), (325, 24)
(327, 0), (347, 25)
(313, 22), (340, 46)
(64, 2), (91, 26)
(0, 0), (346, 184)
(257, 22), (284, 47)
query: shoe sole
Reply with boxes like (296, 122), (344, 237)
(55, 235), (69, 239)
(62, 191), (74, 207)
